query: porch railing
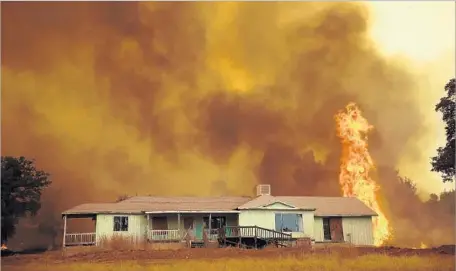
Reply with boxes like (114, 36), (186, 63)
(148, 229), (181, 241)
(204, 229), (219, 240)
(147, 229), (222, 241)
(220, 226), (293, 240)
(65, 232), (96, 246)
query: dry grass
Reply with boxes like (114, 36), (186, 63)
(95, 235), (185, 251)
(97, 235), (144, 250)
(4, 254), (453, 271)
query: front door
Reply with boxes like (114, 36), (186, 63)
(194, 221), (203, 240)
(329, 217), (344, 242)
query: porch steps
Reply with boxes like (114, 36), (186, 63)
(190, 241), (205, 248)
(218, 226), (293, 249)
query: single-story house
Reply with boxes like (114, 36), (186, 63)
(61, 184), (377, 248)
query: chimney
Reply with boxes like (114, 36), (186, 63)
(256, 184), (271, 196)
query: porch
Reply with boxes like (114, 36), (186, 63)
(65, 232), (96, 246)
(61, 214), (97, 247)
(146, 211), (240, 242)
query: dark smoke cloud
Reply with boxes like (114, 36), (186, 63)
(1, 2), (452, 248)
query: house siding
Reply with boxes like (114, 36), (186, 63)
(313, 216), (374, 245)
(95, 214), (147, 245)
(342, 216), (374, 246)
(313, 217), (324, 242)
(238, 209), (314, 238)
(91, 213), (373, 245)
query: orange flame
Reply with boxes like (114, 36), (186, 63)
(1, 244), (7, 250)
(335, 102), (390, 246)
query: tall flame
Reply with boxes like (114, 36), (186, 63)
(335, 103), (390, 246)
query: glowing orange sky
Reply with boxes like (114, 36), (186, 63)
(1, 2), (454, 200)
(368, 1), (455, 195)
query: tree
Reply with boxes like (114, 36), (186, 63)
(1, 156), (51, 244)
(431, 78), (455, 182)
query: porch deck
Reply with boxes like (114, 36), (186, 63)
(64, 233), (96, 246)
(147, 226), (293, 248)
(218, 226), (293, 249)
(147, 229), (219, 242)
(63, 226), (293, 249)
(148, 229), (181, 241)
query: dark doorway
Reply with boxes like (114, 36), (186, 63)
(323, 218), (331, 241)
(183, 217), (194, 230)
(203, 216), (226, 229)
(322, 217), (344, 242)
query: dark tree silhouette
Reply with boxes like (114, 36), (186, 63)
(431, 78), (455, 182)
(1, 156), (51, 244)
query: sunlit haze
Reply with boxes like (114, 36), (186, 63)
(368, 1), (455, 195)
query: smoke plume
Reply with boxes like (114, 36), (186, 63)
(1, 2), (453, 248)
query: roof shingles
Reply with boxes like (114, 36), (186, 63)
(62, 195), (377, 217)
(238, 195), (377, 216)
(62, 196), (252, 215)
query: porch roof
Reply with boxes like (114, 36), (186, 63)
(145, 210), (240, 214)
(122, 196), (252, 212)
(62, 196), (252, 215)
(62, 203), (150, 215)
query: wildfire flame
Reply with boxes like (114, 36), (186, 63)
(335, 102), (391, 246)
(1, 244), (7, 250)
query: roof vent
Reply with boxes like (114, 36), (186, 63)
(256, 184), (271, 196)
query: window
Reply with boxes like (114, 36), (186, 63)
(152, 217), (168, 230)
(113, 216), (129, 232)
(323, 217), (331, 240)
(275, 213), (303, 232)
(203, 216), (226, 229)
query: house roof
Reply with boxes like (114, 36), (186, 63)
(62, 203), (150, 215)
(237, 195), (377, 216)
(62, 196), (252, 215)
(62, 195), (377, 217)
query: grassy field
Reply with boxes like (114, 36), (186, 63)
(4, 254), (454, 271)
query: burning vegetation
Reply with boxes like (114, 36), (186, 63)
(335, 103), (391, 246)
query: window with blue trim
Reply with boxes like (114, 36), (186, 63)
(275, 213), (303, 232)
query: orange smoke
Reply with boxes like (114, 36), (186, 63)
(335, 103), (391, 246)
(1, 2), (453, 249)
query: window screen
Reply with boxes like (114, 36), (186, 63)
(113, 216), (129, 232)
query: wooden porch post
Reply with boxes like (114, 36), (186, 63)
(177, 213), (181, 238)
(147, 214), (151, 241)
(62, 215), (67, 249)
(208, 213), (212, 238)
(254, 227), (258, 249)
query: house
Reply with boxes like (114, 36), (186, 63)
(61, 184), (377, 248)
